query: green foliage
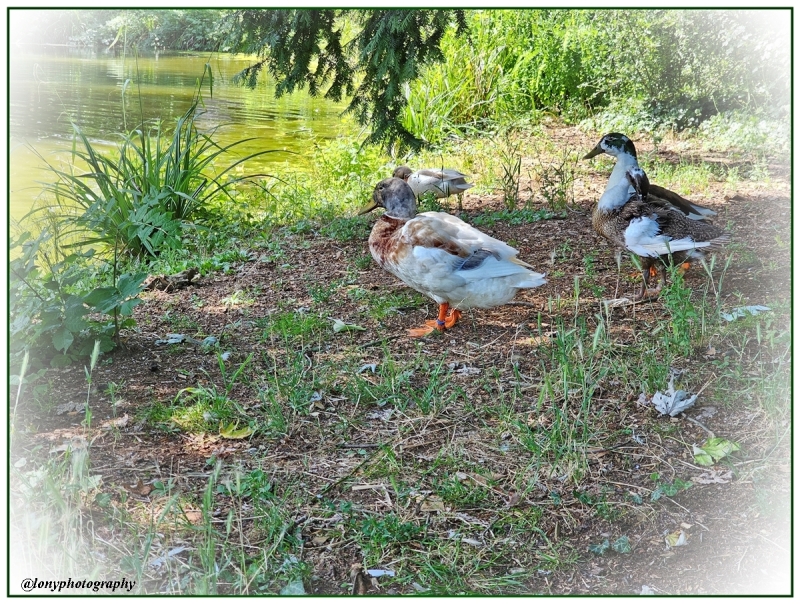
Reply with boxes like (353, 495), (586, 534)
(403, 9), (789, 141)
(226, 9), (467, 150)
(649, 475), (693, 501)
(658, 269), (702, 356)
(253, 137), (389, 226)
(495, 132), (523, 209)
(12, 9), (228, 51)
(535, 149), (577, 212)
(9, 231), (145, 378)
(36, 97), (276, 259)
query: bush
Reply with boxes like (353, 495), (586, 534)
(403, 9), (790, 142)
(9, 231), (147, 378)
(34, 95), (276, 259)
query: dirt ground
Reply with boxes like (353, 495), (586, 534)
(10, 125), (792, 595)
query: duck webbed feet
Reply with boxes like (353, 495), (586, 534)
(407, 303), (463, 337)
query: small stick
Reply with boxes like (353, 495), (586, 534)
(358, 334), (402, 348)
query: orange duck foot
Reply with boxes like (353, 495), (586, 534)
(629, 267), (659, 279)
(444, 309), (462, 328)
(407, 304), (462, 337)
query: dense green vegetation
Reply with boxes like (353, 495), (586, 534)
(13, 9), (789, 149)
(402, 10), (789, 144)
(10, 9), (790, 595)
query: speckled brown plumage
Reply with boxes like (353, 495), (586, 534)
(592, 168), (730, 299)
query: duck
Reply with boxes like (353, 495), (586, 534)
(392, 165), (474, 208)
(359, 177), (546, 336)
(591, 164), (729, 300)
(583, 133), (718, 222)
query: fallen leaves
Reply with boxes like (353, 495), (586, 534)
(693, 469), (733, 484)
(664, 529), (688, 548)
(332, 318), (366, 333)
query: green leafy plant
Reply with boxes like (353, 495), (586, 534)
(10, 230), (146, 376)
(35, 83), (278, 259)
(535, 148), (576, 212)
(649, 474), (693, 501)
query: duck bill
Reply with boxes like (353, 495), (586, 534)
(583, 145), (604, 160)
(357, 200), (379, 215)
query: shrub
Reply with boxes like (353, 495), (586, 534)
(35, 94), (277, 259)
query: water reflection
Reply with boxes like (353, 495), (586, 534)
(10, 46), (353, 220)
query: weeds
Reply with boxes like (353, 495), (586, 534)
(10, 115), (789, 595)
(495, 130), (524, 209)
(534, 148), (577, 212)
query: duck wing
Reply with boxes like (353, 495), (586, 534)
(648, 184), (717, 221)
(417, 211), (523, 261)
(394, 213), (542, 285)
(619, 201), (727, 258)
(409, 170), (474, 197)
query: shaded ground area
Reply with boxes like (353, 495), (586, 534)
(10, 126), (791, 595)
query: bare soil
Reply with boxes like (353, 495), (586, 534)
(11, 125), (791, 595)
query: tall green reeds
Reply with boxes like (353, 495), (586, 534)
(33, 98), (277, 258)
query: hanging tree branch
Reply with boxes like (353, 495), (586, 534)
(223, 9), (468, 151)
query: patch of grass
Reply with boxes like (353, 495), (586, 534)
(640, 155), (724, 196)
(346, 287), (426, 321)
(259, 349), (321, 416)
(354, 253), (374, 270)
(534, 147), (577, 212)
(261, 311), (329, 340)
(160, 311), (201, 332)
(320, 216), (373, 242)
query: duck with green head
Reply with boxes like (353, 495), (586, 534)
(584, 132), (718, 221)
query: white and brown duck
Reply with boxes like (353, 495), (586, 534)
(392, 165), (473, 208)
(359, 177), (545, 336)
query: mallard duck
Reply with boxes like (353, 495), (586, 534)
(584, 133), (717, 221)
(591, 165), (729, 300)
(359, 177), (546, 336)
(393, 165), (474, 208)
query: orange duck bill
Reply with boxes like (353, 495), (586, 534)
(407, 303), (463, 337)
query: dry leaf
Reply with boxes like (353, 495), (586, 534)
(665, 529), (688, 548)
(419, 495), (446, 512)
(126, 478), (153, 497)
(184, 510), (203, 524)
(56, 401), (85, 415)
(693, 469), (733, 484)
(101, 414), (129, 429)
(652, 373), (697, 416)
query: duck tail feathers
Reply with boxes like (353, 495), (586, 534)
(517, 272), (547, 288)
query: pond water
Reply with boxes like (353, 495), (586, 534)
(9, 46), (353, 222)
